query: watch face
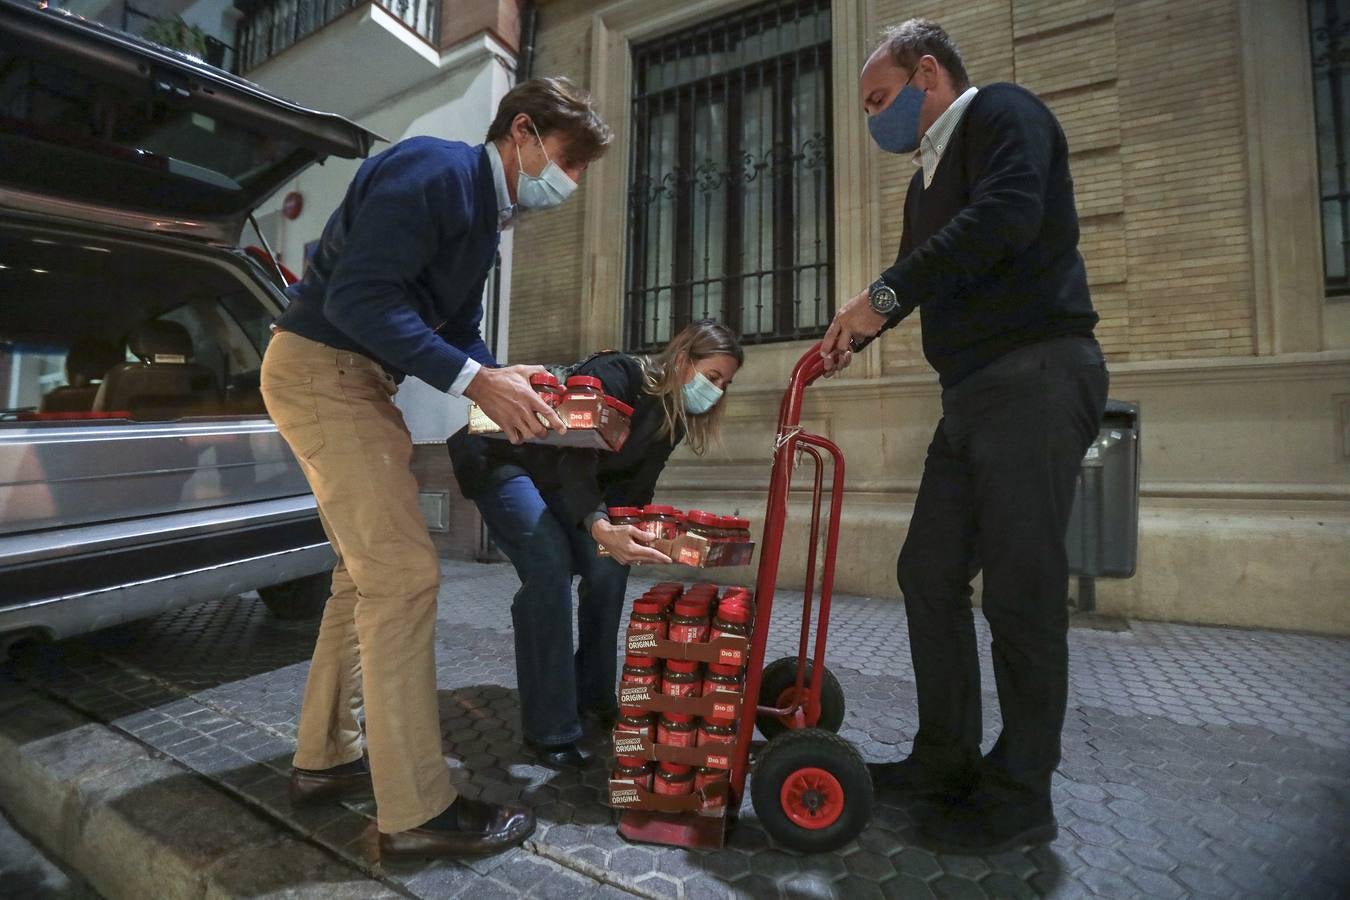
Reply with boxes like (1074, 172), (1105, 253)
(870, 285), (898, 313)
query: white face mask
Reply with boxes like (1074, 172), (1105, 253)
(515, 121), (577, 210)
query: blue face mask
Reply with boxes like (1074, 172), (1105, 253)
(867, 66), (925, 154)
(682, 370), (723, 416)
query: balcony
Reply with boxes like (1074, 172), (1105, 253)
(234, 0), (443, 116)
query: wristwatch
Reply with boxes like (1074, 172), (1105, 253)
(868, 278), (900, 317)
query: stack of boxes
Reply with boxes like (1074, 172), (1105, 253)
(608, 583), (754, 816)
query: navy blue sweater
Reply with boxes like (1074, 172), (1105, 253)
(880, 84), (1098, 387)
(274, 137), (500, 389)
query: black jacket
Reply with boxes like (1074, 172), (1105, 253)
(879, 84), (1098, 388)
(447, 352), (683, 528)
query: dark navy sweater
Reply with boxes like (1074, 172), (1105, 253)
(274, 137), (500, 389)
(879, 83), (1098, 387)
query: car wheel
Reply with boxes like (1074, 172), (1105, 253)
(258, 572), (331, 621)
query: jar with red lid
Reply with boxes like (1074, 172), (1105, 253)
(529, 372), (564, 406)
(621, 654), (659, 688)
(656, 712), (697, 748)
(614, 710), (654, 741)
(654, 582), (684, 596)
(710, 597), (751, 642)
(668, 597), (710, 643)
(629, 598), (668, 639)
(641, 505), (682, 540)
(612, 758), (652, 791)
(702, 663), (743, 702)
(662, 659), (702, 699)
(652, 761), (695, 796)
(564, 374), (604, 397)
(608, 506), (643, 527)
(695, 767), (728, 807)
(698, 718), (737, 747)
(605, 396), (634, 418)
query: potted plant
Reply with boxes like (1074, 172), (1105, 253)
(142, 15), (210, 60)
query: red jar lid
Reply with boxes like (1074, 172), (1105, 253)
(609, 506), (642, 517)
(685, 510), (721, 527)
(616, 756), (649, 768)
(632, 598), (663, 615)
(605, 396), (635, 416)
(691, 582), (718, 593)
(619, 706), (649, 718)
(654, 582), (683, 592)
(661, 712), (695, 724)
(529, 372), (560, 388)
(625, 654), (656, 667)
(566, 375), (603, 390)
(659, 761), (693, 775)
(673, 597), (707, 618)
(730, 517), (751, 529)
(715, 601), (751, 624)
(643, 504), (679, 516)
(665, 659), (698, 674)
(707, 663), (741, 677)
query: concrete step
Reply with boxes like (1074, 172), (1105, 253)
(0, 682), (402, 900)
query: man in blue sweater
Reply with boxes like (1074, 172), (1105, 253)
(260, 77), (611, 859)
(821, 21), (1109, 854)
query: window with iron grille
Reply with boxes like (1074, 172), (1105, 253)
(1312, 0), (1350, 296)
(626, 0), (834, 350)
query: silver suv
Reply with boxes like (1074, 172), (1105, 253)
(0, 1), (379, 652)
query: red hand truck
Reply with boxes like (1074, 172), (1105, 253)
(618, 342), (875, 853)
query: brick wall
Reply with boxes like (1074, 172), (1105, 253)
(506, 0), (597, 366)
(869, 0), (1253, 368)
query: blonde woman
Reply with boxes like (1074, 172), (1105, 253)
(448, 320), (743, 767)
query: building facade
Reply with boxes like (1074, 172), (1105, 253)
(502, 0), (1350, 635)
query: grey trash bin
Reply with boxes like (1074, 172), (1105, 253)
(1066, 399), (1140, 611)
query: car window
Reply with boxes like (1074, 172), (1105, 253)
(0, 343), (66, 418)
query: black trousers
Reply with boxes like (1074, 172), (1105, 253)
(898, 336), (1109, 806)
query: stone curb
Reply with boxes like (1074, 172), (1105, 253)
(0, 682), (403, 900)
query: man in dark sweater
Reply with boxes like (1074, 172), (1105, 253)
(260, 77), (610, 859)
(821, 20), (1109, 853)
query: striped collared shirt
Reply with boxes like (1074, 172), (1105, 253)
(914, 86), (979, 189)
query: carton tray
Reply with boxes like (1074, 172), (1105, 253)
(612, 730), (738, 770)
(625, 630), (749, 667)
(616, 682), (744, 720)
(650, 533), (755, 568)
(468, 401), (629, 451)
(607, 778), (729, 815)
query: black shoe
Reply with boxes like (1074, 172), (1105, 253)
(917, 794), (1057, 854)
(379, 797), (535, 859)
(867, 756), (974, 802)
(524, 740), (589, 769)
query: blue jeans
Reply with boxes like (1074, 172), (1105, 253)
(474, 474), (632, 745)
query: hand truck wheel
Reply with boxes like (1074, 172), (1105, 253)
(750, 728), (873, 853)
(756, 656), (846, 740)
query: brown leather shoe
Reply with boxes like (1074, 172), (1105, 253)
(379, 797), (536, 859)
(288, 760), (373, 807)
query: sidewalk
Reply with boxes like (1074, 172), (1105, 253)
(2, 560), (1346, 898)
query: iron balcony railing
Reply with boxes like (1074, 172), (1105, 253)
(235, 0), (440, 73)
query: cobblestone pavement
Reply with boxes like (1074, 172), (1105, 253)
(5, 560), (1348, 899)
(0, 809), (101, 899)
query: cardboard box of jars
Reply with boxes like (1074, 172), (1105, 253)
(468, 373), (633, 451)
(600, 506), (755, 568)
(607, 583), (754, 815)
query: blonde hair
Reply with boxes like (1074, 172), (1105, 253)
(639, 320), (744, 456)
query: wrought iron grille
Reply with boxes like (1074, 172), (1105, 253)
(626, 0), (834, 350)
(1312, 0), (1350, 296)
(235, 0), (440, 74)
